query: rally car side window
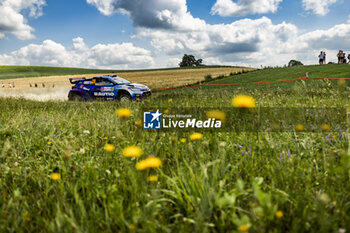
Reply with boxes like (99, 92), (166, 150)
(83, 80), (93, 85)
(95, 78), (112, 86)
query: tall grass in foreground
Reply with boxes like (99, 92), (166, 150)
(0, 78), (350, 232)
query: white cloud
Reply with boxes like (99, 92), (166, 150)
(302, 0), (337, 16)
(211, 0), (283, 17)
(88, 42), (154, 68)
(136, 17), (299, 66)
(0, 38), (154, 69)
(86, 0), (206, 30)
(0, 0), (46, 40)
(298, 23), (350, 51)
(87, 0), (303, 67)
(73, 37), (88, 51)
(166, 57), (181, 67)
(141, 17), (350, 67)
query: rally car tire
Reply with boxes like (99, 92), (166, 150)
(69, 94), (85, 102)
(119, 94), (131, 102)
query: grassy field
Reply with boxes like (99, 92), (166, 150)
(0, 64), (350, 232)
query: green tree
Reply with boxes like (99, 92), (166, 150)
(288, 60), (303, 67)
(179, 54), (203, 67)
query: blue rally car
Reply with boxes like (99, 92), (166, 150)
(68, 75), (151, 101)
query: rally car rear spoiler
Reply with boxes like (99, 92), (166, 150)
(69, 77), (86, 84)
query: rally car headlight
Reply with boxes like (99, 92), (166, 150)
(130, 88), (142, 92)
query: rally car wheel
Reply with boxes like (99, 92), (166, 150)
(119, 94), (131, 102)
(70, 94), (84, 101)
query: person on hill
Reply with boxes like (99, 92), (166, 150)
(1, 83), (4, 88)
(323, 51), (326, 64)
(318, 51), (325, 65)
(337, 50), (341, 63)
(348, 54), (350, 64)
(338, 50), (346, 64)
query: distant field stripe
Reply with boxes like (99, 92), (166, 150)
(152, 77), (350, 91)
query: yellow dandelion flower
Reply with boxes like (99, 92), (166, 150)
(276, 210), (283, 218)
(129, 224), (135, 230)
(206, 109), (226, 122)
(135, 119), (142, 127)
(180, 138), (186, 143)
(232, 95), (256, 108)
(104, 137), (108, 140)
(123, 146), (143, 158)
(164, 109), (169, 114)
(295, 124), (304, 131)
(239, 225), (249, 232)
(321, 124), (331, 131)
(136, 157), (162, 170)
(104, 144), (115, 153)
(50, 173), (61, 181)
(148, 176), (159, 182)
(338, 79), (346, 89)
(116, 108), (132, 118)
(48, 141), (52, 145)
(189, 133), (203, 141)
(168, 98), (173, 103)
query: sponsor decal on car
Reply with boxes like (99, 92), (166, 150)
(101, 87), (114, 91)
(94, 92), (115, 97)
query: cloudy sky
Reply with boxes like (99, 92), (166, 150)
(0, 0), (349, 69)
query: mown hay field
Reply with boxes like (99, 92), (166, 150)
(0, 67), (252, 90)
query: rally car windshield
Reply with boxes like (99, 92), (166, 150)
(110, 77), (131, 84)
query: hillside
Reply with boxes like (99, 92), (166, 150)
(156, 63), (350, 94)
(209, 64), (350, 85)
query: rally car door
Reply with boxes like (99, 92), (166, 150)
(94, 78), (116, 99)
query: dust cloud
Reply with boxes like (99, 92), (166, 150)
(0, 87), (70, 101)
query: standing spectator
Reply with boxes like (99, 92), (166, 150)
(42, 83), (46, 88)
(30, 83), (32, 87)
(344, 52), (347, 63)
(318, 51), (325, 65)
(323, 51), (326, 64)
(337, 50), (342, 63)
(337, 50), (346, 64)
(9, 83), (12, 88)
(348, 53), (350, 64)
(1, 83), (4, 88)
(34, 83), (38, 88)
